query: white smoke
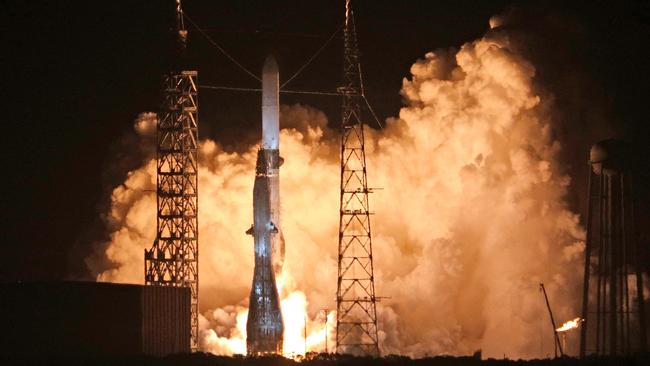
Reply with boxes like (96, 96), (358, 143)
(87, 27), (585, 359)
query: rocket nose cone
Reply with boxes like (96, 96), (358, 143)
(263, 55), (279, 75)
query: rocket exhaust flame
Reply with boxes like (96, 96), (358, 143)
(89, 16), (594, 359)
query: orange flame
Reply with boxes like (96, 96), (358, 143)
(556, 317), (583, 332)
(201, 271), (335, 358)
(91, 26), (590, 358)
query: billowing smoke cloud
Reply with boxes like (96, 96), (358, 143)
(369, 36), (584, 357)
(86, 26), (586, 359)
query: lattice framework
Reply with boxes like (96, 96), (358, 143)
(335, 0), (379, 357)
(144, 1), (199, 351)
(145, 70), (199, 351)
(580, 166), (647, 357)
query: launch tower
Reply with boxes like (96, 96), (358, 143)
(335, 0), (380, 357)
(144, 0), (200, 352)
(580, 139), (647, 356)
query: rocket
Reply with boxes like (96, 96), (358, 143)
(245, 55), (285, 355)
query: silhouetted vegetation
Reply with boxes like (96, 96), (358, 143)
(3, 352), (648, 366)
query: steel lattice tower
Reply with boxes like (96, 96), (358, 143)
(580, 140), (647, 357)
(145, 0), (199, 352)
(335, 0), (379, 357)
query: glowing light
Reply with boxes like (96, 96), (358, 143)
(90, 23), (587, 358)
(556, 317), (583, 332)
(200, 308), (248, 355)
(279, 275), (335, 358)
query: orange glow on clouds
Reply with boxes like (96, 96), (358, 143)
(88, 22), (587, 359)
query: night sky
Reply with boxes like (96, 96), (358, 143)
(3, 0), (649, 281)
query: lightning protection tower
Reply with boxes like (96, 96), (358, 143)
(145, 0), (200, 352)
(335, 0), (379, 357)
(580, 139), (647, 357)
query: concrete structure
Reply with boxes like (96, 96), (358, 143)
(0, 281), (191, 358)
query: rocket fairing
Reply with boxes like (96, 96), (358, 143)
(245, 55), (285, 355)
(262, 55), (280, 151)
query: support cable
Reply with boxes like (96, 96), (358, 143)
(200, 84), (339, 96)
(281, 24), (343, 89)
(362, 95), (384, 130)
(200, 85), (260, 93)
(184, 13), (261, 82)
(189, 8), (383, 129)
(358, 56), (384, 130)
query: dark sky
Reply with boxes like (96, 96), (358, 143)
(2, 0), (649, 281)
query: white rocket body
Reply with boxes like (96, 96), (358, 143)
(246, 55), (285, 355)
(261, 55), (284, 274)
(262, 56), (280, 150)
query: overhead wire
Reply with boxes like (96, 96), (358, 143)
(362, 95), (384, 130)
(188, 28), (332, 39)
(184, 12), (261, 82)
(280, 23), (343, 89)
(359, 71), (385, 130)
(201, 83), (384, 129)
(355, 15), (384, 130)
(186, 9), (384, 129)
(199, 85), (261, 93)
(282, 89), (339, 96)
(200, 85), (339, 96)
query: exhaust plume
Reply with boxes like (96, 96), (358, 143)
(87, 25), (586, 359)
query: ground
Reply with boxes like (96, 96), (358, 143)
(3, 353), (648, 366)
